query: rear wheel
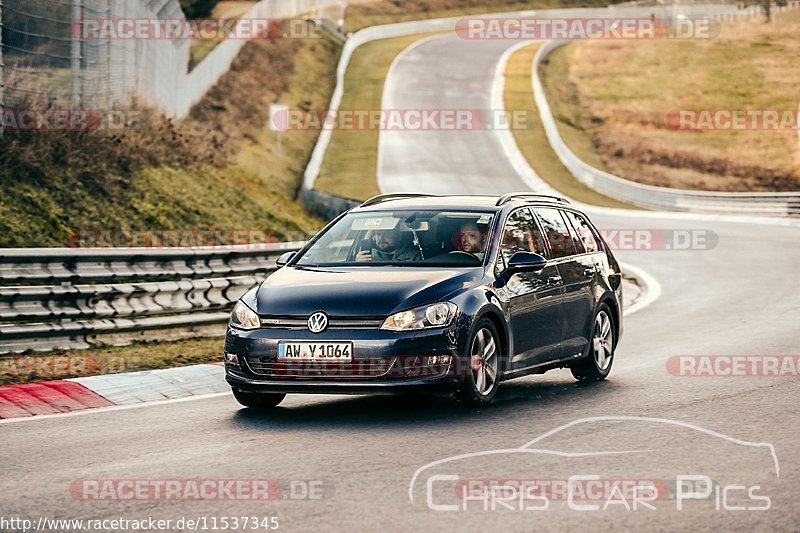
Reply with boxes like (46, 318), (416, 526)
(232, 389), (286, 409)
(571, 304), (615, 382)
(458, 319), (502, 406)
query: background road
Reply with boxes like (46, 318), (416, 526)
(2, 8), (799, 533)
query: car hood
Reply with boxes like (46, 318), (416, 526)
(255, 266), (483, 317)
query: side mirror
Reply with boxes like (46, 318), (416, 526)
(506, 251), (547, 275)
(276, 251), (296, 267)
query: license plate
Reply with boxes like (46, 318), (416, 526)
(278, 342), (353, 362)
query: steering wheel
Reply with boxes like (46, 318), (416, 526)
(449, 250), (477, 258)
(448, 250), (482, 264)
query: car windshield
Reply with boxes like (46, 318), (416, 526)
(295, 210), (496, 267)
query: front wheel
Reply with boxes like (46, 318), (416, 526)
(458, 319), (502, 406)
(571, 304), (615, 382)
(232, 389), (286, 409)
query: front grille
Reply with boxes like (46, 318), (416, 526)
(224, 331), (249, 354)
(245, 357), (394, 379)
(244, 356), (450, 380)
(259, 315), (384, 330)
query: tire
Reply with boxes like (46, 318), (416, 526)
(571, 304), (615, 382)
(232, 389), (286, 409)
(458, 318), (502, 406)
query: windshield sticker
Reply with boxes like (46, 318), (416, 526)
(477, 215), (493, 225)
(351, 217), (400, 231)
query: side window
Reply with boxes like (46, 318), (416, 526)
(563, 211), (600, 254)
(500, 208), (545, 263)
(561, 210), (586, 254)
(535, 208), (577, 259)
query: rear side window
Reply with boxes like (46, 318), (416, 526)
(500, 208), (545, 263)
(535, 208), (577, 259)
(563, 211), (600, 253)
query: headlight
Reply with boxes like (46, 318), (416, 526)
(230, 301), (260, 330)
(381, 302), (457, 331)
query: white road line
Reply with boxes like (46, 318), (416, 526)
(490, 40), (563, 196)
(377, 33), (452, 195)
(620, 261), (662, 317)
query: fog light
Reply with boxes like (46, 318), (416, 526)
(224, 353), (240, 364)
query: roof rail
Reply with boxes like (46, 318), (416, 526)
(360, 193), (438, 207)
(495, 193), (570, 206)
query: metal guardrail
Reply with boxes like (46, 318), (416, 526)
(303, 188), (361, 220)
(0, 243), (304, 354)
(532, 5), (800, 216)
(310, 17), (348, 43)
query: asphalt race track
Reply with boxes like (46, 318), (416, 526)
(2, 8), (800, 533)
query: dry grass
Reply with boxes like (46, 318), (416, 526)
(345, 0), (619, 32)
(213, 1), (258, 18)
(548, 11), (800, 192)
(188, 2), (266, 70)
(233, 36), (342, 199)
(0, 338), (224, 386)
(505, 43), (637, 208)
(0, 34), (340, 247)
(314, 34), (427, 200)
(191, 38), (301, 149)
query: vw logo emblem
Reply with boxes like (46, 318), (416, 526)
(308, 312), (328, 333)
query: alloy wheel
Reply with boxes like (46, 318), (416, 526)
(593, 310), (613, 371)
(470, 327), (498, 396)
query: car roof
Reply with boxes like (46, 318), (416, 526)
(349, 194), (575, 212)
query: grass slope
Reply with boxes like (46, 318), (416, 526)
(543, 11), (800, 192)
(314, 34), (426, 200)
(0, 35), (341, 247)
(506, 43), (637, 208)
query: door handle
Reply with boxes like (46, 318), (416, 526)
(583, 268), (595, 278)
(547, 275), (562, 286)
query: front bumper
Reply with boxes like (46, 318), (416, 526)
(226, 371), (462, 395)
(223, 323), (465, 395)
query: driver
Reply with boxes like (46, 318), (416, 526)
(457, 223), (486, 255)
(356, 227), (422, 262)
